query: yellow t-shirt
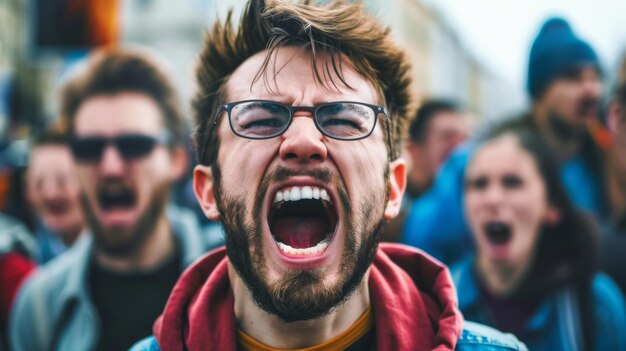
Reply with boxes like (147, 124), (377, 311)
(237, 306), (374, 351)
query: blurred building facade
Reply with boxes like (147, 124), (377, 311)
(0, 0), (524, 140)
(364, 0), (523, 122)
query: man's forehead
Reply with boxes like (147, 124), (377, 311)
(224, 47), (380, 104)
(74, 92), (165, 135)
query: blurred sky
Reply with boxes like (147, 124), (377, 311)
(427, 0), (626, 94)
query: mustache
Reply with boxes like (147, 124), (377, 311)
(97, 177), (132, 192)
(272, 166), (333, 183)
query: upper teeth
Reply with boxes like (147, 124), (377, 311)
(274, 186), (329, 203)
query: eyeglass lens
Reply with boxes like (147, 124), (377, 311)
(228, 101), (377, 139)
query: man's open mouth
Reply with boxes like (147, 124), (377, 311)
(577, 98), (599, 119)
(98, 185), (136, 212)
(484, 222), (512, 245)
(268, 186), (337, 257)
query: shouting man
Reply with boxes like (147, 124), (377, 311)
(10, 49), (216, 351)
(132, 1), (526, 350)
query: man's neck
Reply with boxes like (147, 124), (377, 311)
(95, 216), (176, 272)
(228, 264), (371, 349)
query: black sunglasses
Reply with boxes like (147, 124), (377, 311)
(70, 132), (171, 163)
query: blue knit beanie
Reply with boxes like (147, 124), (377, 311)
(527, 17), (599, 100)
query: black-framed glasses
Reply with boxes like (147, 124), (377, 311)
(216, 100), (388, 141)
(70, 132), (171, 163)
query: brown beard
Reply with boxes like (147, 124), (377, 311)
(214, 164), (386, 322)
(547, 111), (587, 143)
(81, 181), (170, 258)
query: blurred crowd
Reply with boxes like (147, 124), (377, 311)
(1, 2), (626, 351)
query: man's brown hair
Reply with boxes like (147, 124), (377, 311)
(194, 0), (413, 166)
(31, 129), (70, 148)
(60, 48), (185, 144)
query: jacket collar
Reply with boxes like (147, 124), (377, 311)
(154, 243), (464, 351)
(451, 255), (480, 312)
(57, 234), (94, 308)
(166, 204), (209, 267)
(57, 205), (209, 307)
(451, 255), (554, 334)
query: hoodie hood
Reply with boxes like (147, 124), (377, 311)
(153, 243), (463, 351)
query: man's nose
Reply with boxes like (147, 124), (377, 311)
(98, 144), (126, 175)
(581, 72), (602, 98)
(278, 115), (328, 164)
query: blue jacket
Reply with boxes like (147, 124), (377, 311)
(451, 256), (626, 351)
(402, 140), (607, 265)
(33, 220), (69, 264)
(9, 205), (223, 351)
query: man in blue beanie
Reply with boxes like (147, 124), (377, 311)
(403, 17), (607, 265)
(527, 18), (603, 151)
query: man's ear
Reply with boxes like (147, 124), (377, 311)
(193, 165), (220, 221)
(384, 158), (406, 220)
(169, 146), (189, 181)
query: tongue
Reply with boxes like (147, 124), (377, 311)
(272, 216), (329, 249)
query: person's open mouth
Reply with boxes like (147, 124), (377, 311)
(577, 98), (600, 120)
(484, 221), (512, 246)
(45, 199), (71, 216)
(97, 182), (137, 226)
(268, 185), (337, 258)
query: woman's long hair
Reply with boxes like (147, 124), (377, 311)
(476, 122), (598, 350)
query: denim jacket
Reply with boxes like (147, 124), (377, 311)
(451, 256), (626, 351)
(130, 321), (528, 351)
(9, 205), (223, 351)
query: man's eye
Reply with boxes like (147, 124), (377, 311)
(244, 118), (284, 129)
(319, 115), (368, 137)
(321, 118), (361, 129)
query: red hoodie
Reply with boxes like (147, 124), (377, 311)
(153, 243), (464, 351)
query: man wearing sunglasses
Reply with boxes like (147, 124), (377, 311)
(10, 49), (216, 351)
(130, 1), (525, 350)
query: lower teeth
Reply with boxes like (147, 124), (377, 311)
(277, 239), (330, 256)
